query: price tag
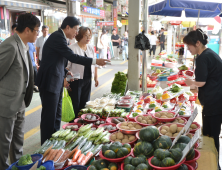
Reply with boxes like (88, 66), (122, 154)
(184, 107), (198, 134)
(30, 161), (38, 170)
(178, 131), (200, 163)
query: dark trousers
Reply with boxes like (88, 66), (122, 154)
(202, 113), (222, 169)
(33, 65), (37, 85)
(39, 60), (41, 66)
(150, 45), (156, 56)
(68, 78), (91, 119)
(39, 88), (63, 144)
(160, 43), (165, 53)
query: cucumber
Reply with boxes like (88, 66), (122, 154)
(78, 138), (87, 150)
(94, 131), (108, 143)
(34, 139), (50, 154)
(52, 130), (64, 138)
(40, 140), (53, 154)
(91, 144), (103, 155)
(84, 130), (94, 139)
(101, 133), (111, 143)
(83, 144), (95, 155)
(78, 124), (93, 133)
(64, 141), (73, 150)
(91, 127), (104, 137)
(78, 128), (91, 137)
(88, 136), (96, 142)
(73, 136), (84, 147)
(59, 129), (71, 138)
(81, 141), (92, 153)
(53, 140), (66, 149)
(65, 131), (76, 141)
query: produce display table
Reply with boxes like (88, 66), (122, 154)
(197, 136), (218, 170)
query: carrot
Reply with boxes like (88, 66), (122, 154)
(77, 154), (85, 164)
(72, 149), (81, 162)
(80, 152), (93, 165)
(48, 149), (59, 160)
(45, 149), (54, 162)
(68, 160), (77, 166)
(59, 150), (71, 163)
(53, 149), (64, 162)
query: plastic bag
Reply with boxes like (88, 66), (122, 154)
(134, 31), (150, 51)
(61, 88), (75, 122)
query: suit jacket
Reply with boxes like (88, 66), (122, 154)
(36, 29), (93, 94)
(160, 32), (165, 42)
(0, 33), (34, 118)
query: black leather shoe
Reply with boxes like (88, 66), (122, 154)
(33, 86), (39, 92)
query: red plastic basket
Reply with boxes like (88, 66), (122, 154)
(152, 111), (177, 122)
(126, 114), (136, 122)
(185, 149), (200, 164)
(148, 156), (186, 170)
(183, 163), (195, 170)
(106, 117), (126, 124)
(167, 74), (178, 81)
(74, 118), (86, 124)
(99, 149), (133, 162)
(158, 123), (186, 140)
(168, 117), (187, 125)
(187, 161), (198, 170)
(109, 131), (138, 146)
(189, 122), (201, 133)
(134, 114), (158, 127)
(116, 122), (141, 135)
(81, 113), (100, 123)
(62, 123), (82, 131)
(98, 123), (118, 133)
(179, 115), (191, 121)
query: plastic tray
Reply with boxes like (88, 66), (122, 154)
(116, 122), (141, 135)
(98, 123), (118, 133)
(62, 123), (82, 131)
(189, 122), (201, 133)
(109, 131), (138, 146)
(185, 149), (200, 164)
(81, 114), (100, 123)
(99, 149), (133, 162)
(42, 161), (54, 170)
(134, 114), (158, 127)
(106, 117), (126, 124)
(152, 111), (176, 122)
(148, 156), (186, 170)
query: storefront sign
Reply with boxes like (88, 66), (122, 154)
(121, 20), (128, 25)
(122, 6), (128, 14)
(83, 6), (102, 16)
(100, 10), (105, 17)
(117, 3), (122, 14)
(96, 0), (103, 7)
(113, 8), (117, 31)
(97, 21), (114, 26)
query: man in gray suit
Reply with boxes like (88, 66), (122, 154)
(0, 13), (40, 169)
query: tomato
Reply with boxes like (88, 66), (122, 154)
(163, 91), (168, 94)
(185, 71), (193, 76)
(137, 101), (143, 105)
(178, 94), (185, 101)
(156, 99), (162, 104)
(144, 97), (151, 103)
(170, 98), (177, 103)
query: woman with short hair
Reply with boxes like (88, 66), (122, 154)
(184, 28), (222, 170)
(67, 26), (99, 119)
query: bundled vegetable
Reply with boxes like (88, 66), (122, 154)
(111, 71), (128, 96)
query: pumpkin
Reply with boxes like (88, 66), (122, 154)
(95, 159), (107, 169)
(151, 157), (162, 167)
(135, 163), (149, 170)
(124, 164), (135, 170)
(172, 143), (195, 161)
(134, 141), (154, 158)
(139, 126), (159, 142)
(161, 157), (176, 167)
(176, 136), (191, 144)
(153, 135), (172, 150)
(169, 148), (182, 162)
(88, 165), (97, 170)
(176, 164), (189, 170)
(102, 144), (110, 154)
(116, 147), (129, 158)
(108, 162), (118, 170)
(123, 143), (132, 153)
(124, 156), (133, 165)
(154, 149), (171, 161)
(104, 150), (116, 158)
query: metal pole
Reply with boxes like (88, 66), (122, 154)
(142, 0), (149, 93)
(196, 10), (200, 28)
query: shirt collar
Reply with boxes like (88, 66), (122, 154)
(61, 29), (67, 39)
(17, 34), (29, 51)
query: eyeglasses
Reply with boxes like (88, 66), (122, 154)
(84, 34), (92, 38)
(33, 29), (40, 34)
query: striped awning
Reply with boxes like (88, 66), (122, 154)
(0, 0), (51, 10)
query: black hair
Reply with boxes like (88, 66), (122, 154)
(42, 25), (49, 30)
(112, 29), (116, 32)
(151, 31), (154, 35)
(102, 29), (106, 34)
(183, 28), (208, 46)
(61, 16), (80, 29)
(11, 23), (17, 30)
(16, 13), (40, 33)
(161, 28), (164, 30)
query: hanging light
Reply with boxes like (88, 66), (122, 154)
(181, 10), (186, 19)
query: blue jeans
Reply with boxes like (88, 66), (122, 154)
(122, 45), (128, 60)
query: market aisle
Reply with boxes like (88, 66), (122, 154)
(23, 59), (128, 155)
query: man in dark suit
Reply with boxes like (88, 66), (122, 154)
(0, 13), (39, 169)
(36, 16), (110, 144)
(160, 28), (165, 53)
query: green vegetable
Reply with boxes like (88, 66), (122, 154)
(92, 144), (103, 155)
(52, 130), (64, 138)
(36, 165), (46, 170)
(179, 111), (185, 115)
(149, 104), (156, 108)
(155, 109), (162, 112)
(78, 124), (93, 133)
(18, 154), (33, 166)
(53, 140), (66, 149)
(78, 137), (87, 149)
(132, 112), (139, 117)
(81, 141), (93, 153)
(59, 129), (71, 138)
(91, 127), (104, 137)
(162, 105), (168, 108)
(34, 139), (50, 154)
(95, 131), (108, 143)
(11, 165), (18, 170)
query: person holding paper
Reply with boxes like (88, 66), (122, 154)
(183, 28), (222, 170)
(66, 26), (99, 120)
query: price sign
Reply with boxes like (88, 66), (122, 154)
(184, 107), (198, 134)
(179, 131), (200, 163)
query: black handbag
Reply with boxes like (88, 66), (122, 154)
(134, 31), (150, 51)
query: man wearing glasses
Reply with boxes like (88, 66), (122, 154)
(0, 13), (40, 169)
(36, 25), (49, 66)
(36, 16), (110, 144)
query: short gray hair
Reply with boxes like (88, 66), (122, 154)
(42, 25), (49, 30)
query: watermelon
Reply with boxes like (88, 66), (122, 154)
(124, 164), (135, 170)
(124, 156), (133, 165)
(176, 136), (191, 144)
(139, 126), (159, 142)
(104, 150), (116, 158)
(176, 164), (189, 170)
(169, 148), (182, 162)
(116, 147), (129, 158)
(153, 136), (172, 149)
(135, 163), (149, 170)
(161, 157), (175, 167)
(154, 149), (171, 161)
(151, 157), (162, 167)
(134, 141), (154, 158)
